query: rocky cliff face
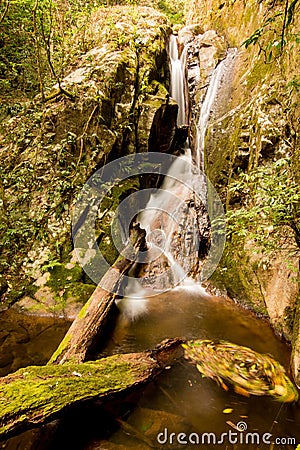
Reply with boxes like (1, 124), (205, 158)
(0, 6), (176, 318)
(185, 0), (300, 384)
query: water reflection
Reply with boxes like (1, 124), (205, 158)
(92, 287), (300, 449)
(1, 289), (299, 450)
(0, 309), (70, 377)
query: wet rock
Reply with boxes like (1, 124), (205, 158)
(0, 275), (8, 296)
(141, 94), (178, 154)
(62, 300), (86, 320)
(12, 325), (30, 344)
(97, 407), (190, 450)
(178, 23), (204, 47)
(0, 343), (13, 369)
(15, 281), (95, 319)
(1, 428), (44, 450)
(174, 125), (189, 148)
(0, 330), (9, 345)
(186, 30), (227, 112)
(128, 407), (190, 438)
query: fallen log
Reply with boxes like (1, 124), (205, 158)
(0, 338), (183, 440)
(49, 224), (146, 365)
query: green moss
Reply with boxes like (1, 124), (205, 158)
(284, 305), (297, 337)
(246, 60), (271, 91)
(46, 263), (83, 291)
(0, 354), (149, 437)
(65, 283), (95, 303)
(77, 297), (91, 320)
(47, 333), (72, 365)
(42, 263), (96, 308)
(5, 288), (25, 306)
(96, 177), (140, 266)
(211, 239), (268, 315)
(24, 284), (39, 297)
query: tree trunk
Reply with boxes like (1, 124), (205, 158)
(49, 224), (146, 365)
(0, 339), (183, 440)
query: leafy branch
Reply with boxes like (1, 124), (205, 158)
(226, 158), (300, 251)
(242, 0), (299, 62)
(0, 0), (9, 24)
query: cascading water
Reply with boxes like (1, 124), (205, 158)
(195, 48), (237, 170)
(118, 37), (235, 317)
(169, 34), (187, 126)
(134, 35), (204, 291)
(117, 35), (197, 316)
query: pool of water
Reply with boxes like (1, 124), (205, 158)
(1, 288), (300, 450)
(0, 309), (70, 378)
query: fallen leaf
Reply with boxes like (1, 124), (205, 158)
(223, 408), (233, 414)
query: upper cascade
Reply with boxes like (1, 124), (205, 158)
(169, 35), (188, 126)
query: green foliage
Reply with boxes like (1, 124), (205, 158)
(242, 0), (299, 62)
(286, 75), (300, 93)
(157, 0), (184, 24)
(226, 158), (300, 251)
(243, 13), (282, 49)
(0, 0), (37, 93)
(0, 0), (104, 101)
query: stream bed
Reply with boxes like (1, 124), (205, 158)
(1, 287), (299, 449)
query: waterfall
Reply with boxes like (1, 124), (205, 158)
(169, 35), (187, 126)
(138, 149), (194, 289)
(117, 35), (230, 317)
(117, 36), (199, 318)
(195, 48), (237, 170)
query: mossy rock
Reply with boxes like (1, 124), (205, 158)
(14, 262), (95, 318)
(210, 240), (268, 315)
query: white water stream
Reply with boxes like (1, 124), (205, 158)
(195, 48), (237, 169)
(169, 34), (187, 126)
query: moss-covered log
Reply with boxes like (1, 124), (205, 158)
(0, 338), (183, 440)
(49, 225), (146, 365)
